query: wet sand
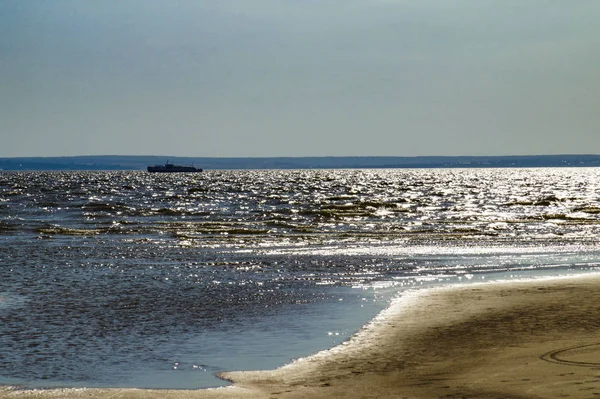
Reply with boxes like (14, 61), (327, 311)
(4, 274), (600, 398)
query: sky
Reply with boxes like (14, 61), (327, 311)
(1, 0), (599, 158)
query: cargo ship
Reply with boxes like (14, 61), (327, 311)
(147, 161), (203, 173)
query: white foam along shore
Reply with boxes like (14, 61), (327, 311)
(4, 272), (600, 398)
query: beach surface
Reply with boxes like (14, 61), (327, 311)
(4, 274), (600, 398)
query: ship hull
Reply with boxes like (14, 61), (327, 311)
(147, 164), (203, 173)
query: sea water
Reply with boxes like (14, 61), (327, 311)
(1, 168), (600, 389)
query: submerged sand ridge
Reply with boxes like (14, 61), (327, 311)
(4, 275), (600, 398)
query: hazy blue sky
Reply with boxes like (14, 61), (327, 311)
(1, 0), (599, 157)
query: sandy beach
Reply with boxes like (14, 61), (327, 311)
(4, 274), (600, 398)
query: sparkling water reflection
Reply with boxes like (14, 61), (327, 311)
(1, 168), (600, 388)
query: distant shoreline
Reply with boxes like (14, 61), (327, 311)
(1, 154), (600, 171)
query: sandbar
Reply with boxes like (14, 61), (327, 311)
(4, 274), (600, 398)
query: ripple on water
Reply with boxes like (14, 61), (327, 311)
(0, 294), (27, 310)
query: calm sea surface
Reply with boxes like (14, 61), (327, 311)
(1, 168), (600, 389)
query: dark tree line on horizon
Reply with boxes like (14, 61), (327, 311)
(1, 154), (599, 171)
